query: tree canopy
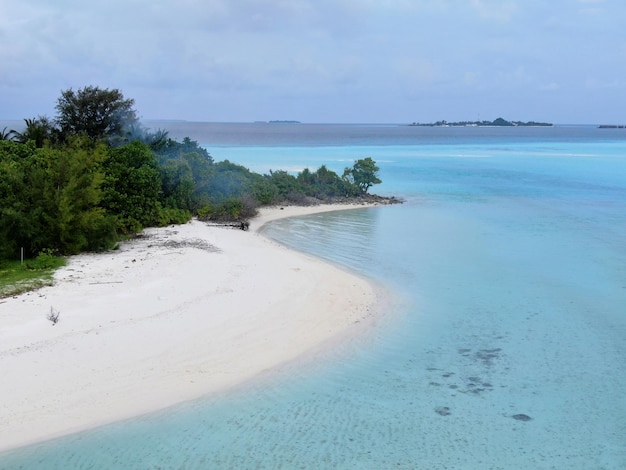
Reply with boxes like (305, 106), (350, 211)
(342, 157), (382, 194)
(0, 86), (391, 261)
(55, 86), (138, 142)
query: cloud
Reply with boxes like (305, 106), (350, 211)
(469, 0), (519, 23)
(1, 0), (626, 123)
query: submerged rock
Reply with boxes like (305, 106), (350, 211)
(512, 413), (532, 422)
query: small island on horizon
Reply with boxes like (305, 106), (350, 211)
(410, 117), (553, 127)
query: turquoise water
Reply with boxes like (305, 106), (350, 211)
(1, 125), (625, 469)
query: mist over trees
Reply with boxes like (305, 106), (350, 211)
(0, 86), (385, 260)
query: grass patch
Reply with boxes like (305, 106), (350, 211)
(0, 252), (66, 299)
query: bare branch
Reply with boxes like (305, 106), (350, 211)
(47, 307), (60, 325)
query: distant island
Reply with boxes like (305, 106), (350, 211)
(410, 117), (553, 127)
(268, 120), (301, 124)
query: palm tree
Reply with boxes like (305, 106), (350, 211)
(12, 116), (57, 147)
(112, 124), (169, 150)
(0, 127), (17, 141)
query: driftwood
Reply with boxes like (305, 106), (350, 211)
(218, 221), (249, 230)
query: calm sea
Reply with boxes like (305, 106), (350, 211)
(2, 123), (625, 469)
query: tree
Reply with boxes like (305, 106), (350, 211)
(0, 138), (117, 257)
(154, 136), (214, 207)
(55, 86), (138, 142)
(155, 136), (214, 166)
(296, 165), (351, 199)
(342, 157), (382, 194)
(0, 140), (38, 258)
(100, 141), (163, 233)
(207, 160), (256, 201)
(159, 158), (195, 210)
(13, 116), (58, 147)
(492, 117), (512, 126)
(40, 137), (116, 253)
(251, 176), (279, 205)
(0, 127), (17, 141)
(268, 169), (303, 201)
(111, 123), (170, 150)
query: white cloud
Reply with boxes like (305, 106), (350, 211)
(469, 0), (519, 23)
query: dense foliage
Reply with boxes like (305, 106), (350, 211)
(0, 86), (384, 260)
(55, 86), (138, 142)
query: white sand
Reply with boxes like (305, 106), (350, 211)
(0, 204), (385, 452)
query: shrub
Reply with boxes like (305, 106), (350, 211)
(157, 207), (192, 226)
(25, 249), (59, 270)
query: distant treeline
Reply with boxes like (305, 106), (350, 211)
(0, 86), (388, 259)
(410, 117), (553, 127)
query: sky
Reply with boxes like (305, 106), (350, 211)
(1, 0), (625, 124)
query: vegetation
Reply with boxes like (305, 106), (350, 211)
(0, 252), (66, 298)
(1, 85), (391, 283)
(342, 157), (381, 194)
(55, 86), (138, 142)
(410, 117), (553, 127)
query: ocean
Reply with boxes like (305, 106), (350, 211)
(1, 123), (625, 469)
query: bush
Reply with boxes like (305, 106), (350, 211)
(25, 249), (59, 270)
(202, 196), (258, 221)
(157, 207), (192, 226)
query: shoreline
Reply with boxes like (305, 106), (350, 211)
(0, 203), (389, 453)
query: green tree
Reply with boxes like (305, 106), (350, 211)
(342, 157), (382, 194)
(159, 158), (195, 210)
(13, 116), (58, 147)
(0, 127), (17, 141)
(155, 137), (214, 169)
(55, 86), (138, 142)
(268, 169), (302, 201)
(0, 141), (38, 257)
(297, 165), (351, 198)
(0, 138), (117, 257)
(155, 136), (214, 208)
(101, 142), (163, 233)
(251, 176), (279, 205)
(314, 165), (345, 192)
(40, 138), (116, 253)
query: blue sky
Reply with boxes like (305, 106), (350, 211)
(1, 0), (624, 124)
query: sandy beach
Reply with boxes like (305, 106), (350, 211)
(0, 204), (386, 452)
